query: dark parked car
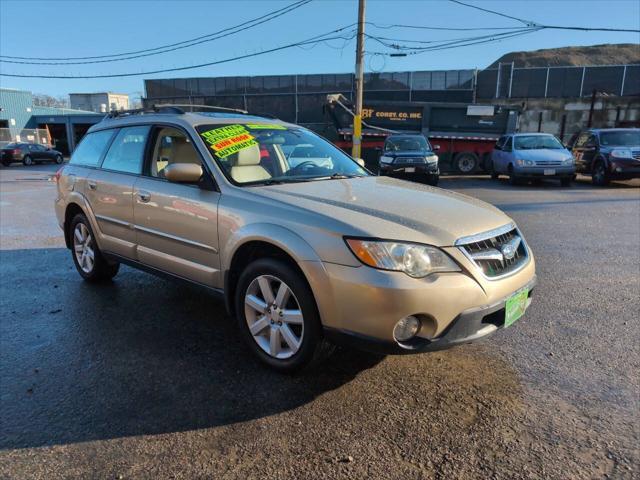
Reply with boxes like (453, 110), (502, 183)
(570, 128), (640, 185)
(378, 134), (439, 186)
(1, 143), (64, 166)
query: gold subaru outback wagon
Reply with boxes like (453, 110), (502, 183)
(55, 106), (536, 371)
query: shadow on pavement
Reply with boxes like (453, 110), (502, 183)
(0, 248), (383, 449)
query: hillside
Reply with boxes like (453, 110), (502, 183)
(488, 43), (640, 68)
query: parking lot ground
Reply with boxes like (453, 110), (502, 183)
(1, 164), (639, 479)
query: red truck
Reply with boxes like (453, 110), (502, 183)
(324, 95), (520, 174)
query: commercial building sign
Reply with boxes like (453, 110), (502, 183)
(362, 105), (423, 129)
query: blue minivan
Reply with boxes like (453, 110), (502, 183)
(491, 133), (575, 186)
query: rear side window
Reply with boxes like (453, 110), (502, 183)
(70, 130), (114, 167)
(101, 126), (150, 174)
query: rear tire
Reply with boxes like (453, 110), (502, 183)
(55, 155), (64, 165)
(235, 257), (333, 372)
(23, 155), (33, 166)
(1, 160), (10, 167)
(592, 160), (610, 186)
(454, 152), (478, 174)
(69, 213), (119, 282)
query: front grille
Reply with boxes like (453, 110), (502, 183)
(457, 225), (528, 278)
(631, 150), (640, 160)
(395, 157), (424, 164)
(535, 160), (562, 166)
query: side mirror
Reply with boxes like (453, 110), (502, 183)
(164, 163), (203, 183)
(432, 144), (441, 151)
(355, 158), (366, 168)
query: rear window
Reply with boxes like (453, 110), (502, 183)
(70, 130), (114, 167)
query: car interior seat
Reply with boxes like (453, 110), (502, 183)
(230, 144), (271, 183)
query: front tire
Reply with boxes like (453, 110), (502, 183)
(235, 258), (333, 372)
(426, 174), (439, 186)
(508, 165), (520, 185)
(560, 177), (571, 187)
(69, 213), (119, 282)
(23, 155), (33, 166)
(592, 160), (610, 186)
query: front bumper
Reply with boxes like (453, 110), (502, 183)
(380, 162), (439, 175)
(513, 165), (575, 178)
(609, 160), (640, 179)
(325, 276), (536, 354)
(302, 245), (536, 355)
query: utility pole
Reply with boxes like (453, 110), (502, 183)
(352, 0), (366, 159)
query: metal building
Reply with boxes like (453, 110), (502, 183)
(0, 88), (104, 155)
(69, 92), (130, 113)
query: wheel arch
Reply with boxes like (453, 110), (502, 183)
(222, 224), (323, 317)
(62, 193), (101, 250)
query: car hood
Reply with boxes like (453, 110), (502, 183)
(515, 149), (571, 161)
(252, 176), (511, 246)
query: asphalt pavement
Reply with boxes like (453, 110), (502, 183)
(1, 163), (638, 479)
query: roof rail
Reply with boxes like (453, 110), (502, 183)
(105, 105), (183, 118)
(154, 103), (249, 115)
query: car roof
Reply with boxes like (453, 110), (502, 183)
(511, 132), (555, 136)
(88, 111), (295, 134)
(587, 128), (640, 133)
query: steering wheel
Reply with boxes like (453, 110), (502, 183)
(287, 160), (318, 175)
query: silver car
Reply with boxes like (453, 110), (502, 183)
(491, 133), (575, 186)
(55, 106), (536, 371)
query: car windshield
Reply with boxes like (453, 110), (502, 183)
(385, 136), (430, 152)
(4, 143), (18, 149)
(514, 135), (564, 150)
(197, 123), (368, 185)
(600, 131), (640, 146)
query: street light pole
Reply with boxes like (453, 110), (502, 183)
(352, 0), (366, 159)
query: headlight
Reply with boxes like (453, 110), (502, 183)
(345, 238), (460, 278)
(611, 149), (632, 159)
(562, 156), (574, 165)
(425, 155), (438, 164)
(380, 155), (393, 164)
(515, 159), (535, 166)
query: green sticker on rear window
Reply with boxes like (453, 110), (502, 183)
(200, 124), (258, 158)
(245, 123), (287, 130)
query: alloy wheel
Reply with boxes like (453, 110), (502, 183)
(73, 223), (95, 273)
(244, 274), (304, 359)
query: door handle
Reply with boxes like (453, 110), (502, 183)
(137, 190), (151, 203)
(87, 180), (97, 190)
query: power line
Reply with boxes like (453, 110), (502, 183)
(448, 0), (537, 26)
(0, 0), (313, 63)
(449, 0), (640, 33)
(0, 26), (356, 79)
(365, 28), (539, 51)
(366, 22), (527, 32)
(367, 28), (544, 57)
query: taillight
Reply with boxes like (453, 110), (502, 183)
(11, 149), (20, 154)
(54, 166), (64, 183)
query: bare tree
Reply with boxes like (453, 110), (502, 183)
(32, 93), (70, 109)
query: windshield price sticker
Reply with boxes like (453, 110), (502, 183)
(200, 125), (258, 158)
(246, 123), (287, 130)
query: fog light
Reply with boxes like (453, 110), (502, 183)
(393, 315), (421, 342)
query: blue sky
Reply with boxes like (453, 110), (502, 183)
(0, 0), (638, 100)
